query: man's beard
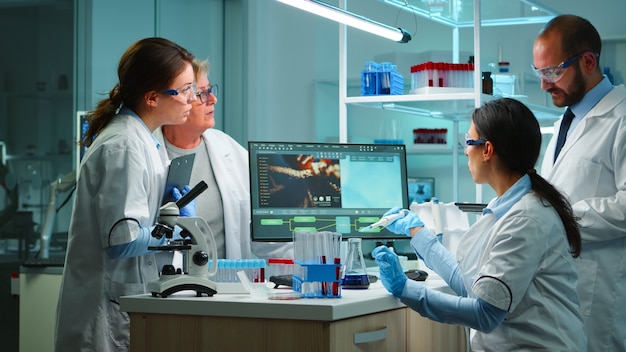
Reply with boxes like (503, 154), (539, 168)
(548, 65), (587, 108)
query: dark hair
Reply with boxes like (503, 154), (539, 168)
(472, 98), (581, 257)
(541, 14), (602, 60)
(81, 37), (194, 147)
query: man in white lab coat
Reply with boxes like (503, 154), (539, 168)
(155, 58), (292, 260)
(533, 14), (626, 350)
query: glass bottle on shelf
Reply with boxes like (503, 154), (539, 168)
(482, 71), (493, 95)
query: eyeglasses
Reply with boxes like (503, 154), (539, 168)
(162, 83), (196, 102)
(531, 50), (598, 83)
(195, 84), (218, 104)
(465, 133), (486, 153)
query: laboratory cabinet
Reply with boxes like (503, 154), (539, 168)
(128, 309), (407, 352)
(126, 307), (465, 352)
(121, 279), (466, 352)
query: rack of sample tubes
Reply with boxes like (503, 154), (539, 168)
(409, 61), (475, 93)
(361, 61), (404, 96)
(209, 259), (267, 293)
(211, 259), (266, 283)
(292, 231), (342, 298)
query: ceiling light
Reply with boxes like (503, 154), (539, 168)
(276, 0), (412, 43)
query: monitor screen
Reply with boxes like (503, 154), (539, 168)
(248, 141), (409, 241)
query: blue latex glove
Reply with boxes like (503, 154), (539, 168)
(383, 207), (425, 237)
(372, 245), (408, 297)
(172, 185), (196, 217)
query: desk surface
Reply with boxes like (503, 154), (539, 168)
(120, 270), (449, 322)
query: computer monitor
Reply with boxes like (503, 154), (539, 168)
(248, 141), (409, 241)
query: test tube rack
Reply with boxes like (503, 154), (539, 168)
(292, 261), (342, 298)
(361, 61), (404, 96)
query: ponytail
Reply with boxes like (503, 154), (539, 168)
(527, 171), (581, 257)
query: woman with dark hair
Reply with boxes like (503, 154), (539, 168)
(373, 98), (585, 351)
(55, 37), (195, 351)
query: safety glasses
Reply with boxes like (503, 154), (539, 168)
(531, 50), (598, 83)
(195, 84), (218, 104)
(465, 133), (486, 153)
(162, 83), (196, 103)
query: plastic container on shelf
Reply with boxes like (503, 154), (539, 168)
(212, 259), (266, 283)
(493, 74), (516, 96)
(361, 61), (378, 96)
(498, 61), (510, 73)
(379, 62), (393, 94)
(377, 62), (404, 95)
(410, 61), (475, 93)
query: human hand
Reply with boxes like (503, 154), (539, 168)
(383, 207), (424, 237)
(372, 245), (408, 297)
(172, 185), (196, 217)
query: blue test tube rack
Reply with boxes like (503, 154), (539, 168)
(292, 261), (342, 298)
(361, 61), (404, 96)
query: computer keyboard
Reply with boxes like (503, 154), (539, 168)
(22, 257), (65, 267)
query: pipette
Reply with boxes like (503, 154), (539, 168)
(359, 209), (409, 232)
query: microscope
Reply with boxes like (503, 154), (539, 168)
(147, 181), (218, 298)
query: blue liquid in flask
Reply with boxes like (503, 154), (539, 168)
(342, 274), (370, 289)
(342, 238), (370, 289)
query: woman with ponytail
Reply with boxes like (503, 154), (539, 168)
(55, 38), (196, 351)
(373, 98), (585, 351)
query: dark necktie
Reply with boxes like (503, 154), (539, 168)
(554, 108), (575, 162)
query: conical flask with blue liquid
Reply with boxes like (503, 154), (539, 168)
(341, 238), (370, 289)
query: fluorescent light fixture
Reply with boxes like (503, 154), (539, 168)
(276, 0), (411, 43)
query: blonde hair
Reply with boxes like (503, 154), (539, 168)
(192, 58), (210, 79)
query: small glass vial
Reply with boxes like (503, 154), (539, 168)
(342, 238), (370, 289)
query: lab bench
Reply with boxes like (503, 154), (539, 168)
(18, 262), (64, 352)
(120, 275), (466, 352)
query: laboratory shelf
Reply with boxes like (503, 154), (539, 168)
(347, 93), (562, 125)
(345, 94), (476, 121)
(344, 92), (475, 104)
(406, 144), (457, 155)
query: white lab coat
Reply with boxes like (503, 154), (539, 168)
(154, 127), (293, 259)
(55, 112), (169, 351)
(540, 84), (626, 350)
(456, 192), (585, 351)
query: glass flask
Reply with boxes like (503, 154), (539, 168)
(341, 238), (370, 289)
